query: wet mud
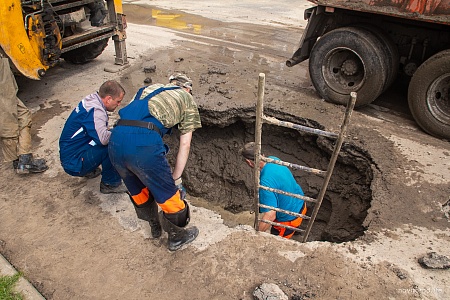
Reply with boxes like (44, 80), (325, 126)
(167, 108), (374, 243)
(121, 4), (385, 244)
(0, 2), (448, 300)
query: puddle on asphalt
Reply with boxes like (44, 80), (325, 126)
(123, 4), (408, 109)
(123, 4), (214, 33)
(123, 3), (310, 81)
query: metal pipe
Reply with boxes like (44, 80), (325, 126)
(302, 92), (357, 242)
(421, 38), (429, 62)
(408, 37), (417, 60)
(24, 0), (45, 32)
(286, 57), (303, 68)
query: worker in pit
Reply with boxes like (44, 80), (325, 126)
(239, 142), (307, 239)
(108, 73), (201, 251)
(59, 80), (127, 194)
(0, 56), (48, 174)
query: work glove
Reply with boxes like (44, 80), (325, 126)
(174, 177), (186, 200)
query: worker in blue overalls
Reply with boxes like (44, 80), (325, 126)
(109, 74), (202, 251)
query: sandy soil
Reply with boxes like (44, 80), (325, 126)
(1, 1), (449, 299)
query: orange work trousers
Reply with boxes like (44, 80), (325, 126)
(271, 204), (307, 239)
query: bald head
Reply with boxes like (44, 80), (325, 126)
(98, 80), (125, 99)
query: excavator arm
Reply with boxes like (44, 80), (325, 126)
(0, 0), (127, 80)
(0, 0), (51, 79)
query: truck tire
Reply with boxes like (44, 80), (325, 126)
(408, 50), (450, 140)
(61, 39), (109, 64)
(355, 24), (399, 91)
(309, 27), (388, 107)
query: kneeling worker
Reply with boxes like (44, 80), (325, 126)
(59, 80), (127, 194)
(108, 74), (201, 251)
(240, 142), (307, 239)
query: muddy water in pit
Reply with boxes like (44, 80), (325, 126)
(124, 4), (375, 243)
(165, 108), (375, 243)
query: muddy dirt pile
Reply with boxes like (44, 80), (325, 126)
(0, 1), (449, 300)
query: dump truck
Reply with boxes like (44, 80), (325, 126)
(0, 0), (127, 80)
(286, 0), (450, 140)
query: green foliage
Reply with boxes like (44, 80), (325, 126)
(0, 273), (23, 300)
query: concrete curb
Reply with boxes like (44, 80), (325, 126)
(0, 253), (45, 300)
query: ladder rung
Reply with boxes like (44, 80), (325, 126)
(262, 156), (326, 176)
(263, 115), (338, 138)
(258, 219), (305, 233)
(259, 203), (311, 220)
(258, 185), (317, 203)
(254, 73), (357, 242)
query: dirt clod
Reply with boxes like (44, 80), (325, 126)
(418, 252), (450, 269)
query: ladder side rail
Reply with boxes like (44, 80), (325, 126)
(261, 156), (326, 176)
(258, 219), (306, 233)
(258, 203), (310, 220)
(263, 115), (338, 139)
(302, 92), (357, 242)
(258, 185), (317, 204)
(253, 73), (265, 231)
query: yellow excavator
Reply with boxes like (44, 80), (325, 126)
(0, 0), (127, 80)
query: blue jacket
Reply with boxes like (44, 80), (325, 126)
(59, 93), (110, 172)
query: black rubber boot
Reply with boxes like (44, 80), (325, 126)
(132, 195), (162, 238)
(160, 201), (199, 251)
(15, 154), (48, 174)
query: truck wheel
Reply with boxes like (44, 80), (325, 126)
(61, 39), (109, 64)
(309, 27), (387, 107)
(408, 50), (450, 140)
(355, 24), (399, 91)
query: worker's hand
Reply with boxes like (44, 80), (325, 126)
(177, 184), (186, 200)
(174, 177), (186, 200)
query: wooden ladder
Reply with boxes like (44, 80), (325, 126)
(253, 73), (357, 242)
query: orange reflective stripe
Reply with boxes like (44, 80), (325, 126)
(131, 187), (150, 205)
(283, 230), (295, 239)
(159, 190), (186, 213)
(274, 204), (307, 239)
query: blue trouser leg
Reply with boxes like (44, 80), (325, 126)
(81, 145), (121, 186)
(128, 148), (177, 204)
(110, 154), (147, 196)
(108, 127), (178, 204)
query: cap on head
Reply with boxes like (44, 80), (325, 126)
(239, 142), (256, 161)
(169, 73), (193, 92)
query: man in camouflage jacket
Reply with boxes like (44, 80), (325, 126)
(109, 74), (202, 251)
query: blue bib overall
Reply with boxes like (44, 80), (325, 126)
(108, 86), (185, 213)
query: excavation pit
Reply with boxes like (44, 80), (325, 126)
(167, 109), (374, 242)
